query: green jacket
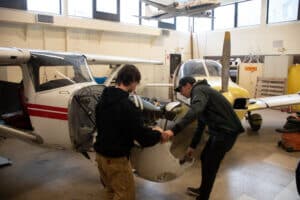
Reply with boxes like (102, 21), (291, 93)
(172, 79), (244, 136)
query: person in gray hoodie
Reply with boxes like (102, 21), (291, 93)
(164, 76), (244, 200)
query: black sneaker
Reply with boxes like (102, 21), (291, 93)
(186, 187), (201, 196)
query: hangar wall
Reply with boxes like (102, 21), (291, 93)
(195, 0), (300, 58)
(195, 22), (300, 58)
(0, 8), (191, 100)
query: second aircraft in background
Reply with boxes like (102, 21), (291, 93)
(141, 0), (220, 20)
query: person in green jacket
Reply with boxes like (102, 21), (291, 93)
(164, 76), (244, 200)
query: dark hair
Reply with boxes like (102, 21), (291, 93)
(116, 64), (141, 86)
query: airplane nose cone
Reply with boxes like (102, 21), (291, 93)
(130, 142), (193, 182)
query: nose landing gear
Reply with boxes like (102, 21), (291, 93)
(247, 112), (262, 131)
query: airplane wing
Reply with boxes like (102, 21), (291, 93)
(139, 12), (172, 20)
(141, 0), (170, 11)
(0, 47), (163, 66)
(185, 2), (220, 13)
(0, 47), (30, 65)
(248, 93), (300, 111)
(85, 54), (163, 65)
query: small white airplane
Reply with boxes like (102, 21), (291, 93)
(0, 47), (164, 148)
(0, 47), (187, 182)
(141, 0), (220, 20)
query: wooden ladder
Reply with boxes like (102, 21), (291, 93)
(255, 77), (289, 111)
(255, 77), (287, 97)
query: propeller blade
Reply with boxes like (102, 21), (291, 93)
(221, 31), (231, 93)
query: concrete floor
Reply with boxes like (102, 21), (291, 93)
(0, 109), (299, 200)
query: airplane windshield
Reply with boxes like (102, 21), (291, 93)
(178, 60), (206, 78)
(28, 52), (93, 92)
(205, 60), (221, 76)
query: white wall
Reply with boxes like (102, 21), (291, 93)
(196, 22), (300, 57)
(195, 0), (300, 57)
(0, 8), (191, 99)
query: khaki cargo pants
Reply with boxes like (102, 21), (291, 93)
(96, 153), (135, 200)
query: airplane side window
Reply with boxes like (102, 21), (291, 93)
(39, 66), (75, 91)
(29, 53), (93, 92)
(205, 60), (221, 76)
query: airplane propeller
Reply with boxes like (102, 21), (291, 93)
(220, 31), (231, 93)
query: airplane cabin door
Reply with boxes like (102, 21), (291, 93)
(68, 84), (105, 152)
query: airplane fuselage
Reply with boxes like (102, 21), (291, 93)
(0, 48), (102, 150)
(26, 82), (97, 148)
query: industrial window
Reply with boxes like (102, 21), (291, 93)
(160, 18), (174, 24)
(159, 18), (176, 30)
(194, 17), (212, 32)
(97, 0), (117, 14)
(176, 16), (191, 32)
(214, 4), (235, 30)
(120, 0), (140, 25)
(68, 0), (92, 18)
(0, 0), (26, 10)
(141, 2), (158, 27)
(267, 0), (299, 23)
(94, 0), (120, 21)
(237, 0), (261, 27)
(27, 0), (61, 15)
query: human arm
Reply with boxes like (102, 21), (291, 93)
(171, 89), (208, 135)
(128, 104), (162, 147)
(152, 126), (172, 143)
(189, 119), (205, 149)
(184, 119), (206, 159)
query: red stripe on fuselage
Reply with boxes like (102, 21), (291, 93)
(27, 103), (68, 113)
(28, 109), (68, 120)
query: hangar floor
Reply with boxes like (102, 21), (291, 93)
(0, 109), (299, 200)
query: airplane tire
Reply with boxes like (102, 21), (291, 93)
(249, 113), (262, 131)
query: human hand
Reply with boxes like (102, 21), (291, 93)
(179, 147), (195, 165)
(161, 130), (174, 143)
